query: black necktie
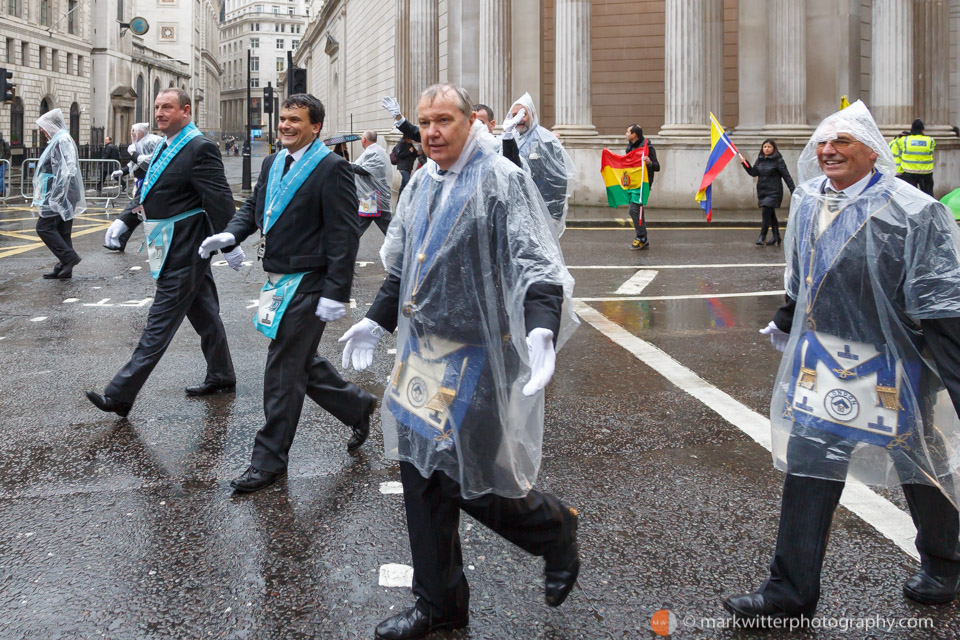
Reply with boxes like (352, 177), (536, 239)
(282, 154), (294, 177)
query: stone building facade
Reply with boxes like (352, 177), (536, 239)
(295, 0), (960, 213)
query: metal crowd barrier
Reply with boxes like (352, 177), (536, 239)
(19, 158), (123, 211)
(0, 159), (10, 204)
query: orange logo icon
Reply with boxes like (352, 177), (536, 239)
(650, 609), (677, 636)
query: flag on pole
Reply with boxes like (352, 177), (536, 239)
(600, 144), (650, 207)
(694, 112), (739, 222)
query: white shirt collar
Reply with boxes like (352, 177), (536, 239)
(287, 141), (312, 163)
(826, 171), (874, 198)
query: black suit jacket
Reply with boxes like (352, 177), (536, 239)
(224, 149), (360, 300)
(119, 132), (236, 275)
(102, 143), (121, 163)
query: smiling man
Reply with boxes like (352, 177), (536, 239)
(199, 93), (375, 493)
(86, 88), (237, 418)
(340, 83), (581, 639)
(726, 101), (960, 622)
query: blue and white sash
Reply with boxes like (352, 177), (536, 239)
(141, 207), (204, 279)
(140, 121), (202, 202)
(253, 272), (306, 339)
(263, 139), (330, 234)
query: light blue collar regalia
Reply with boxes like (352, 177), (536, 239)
(140, 121), (202, 201)
(263, 138), (331, 233)
(386, 147), (497, 450)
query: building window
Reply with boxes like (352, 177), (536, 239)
(38, 46), (46, 70)
(6, 38), (14, 64)
(291, 40), (298, 50)
(20, 42), (28, 66)
(10, 97), (23, 146)
(153, 78), (160, 103)
(66, 52), (73, 75)
(250, 77), (259, 88)
(68, 0), (78, 34)
(287, 7), (292, 14)
(250, 37), (259, 48)
(70, 103), (80, 143)
(276, 38), (283, 49)
(276, 57), (283, 72)
(40, 0), (51, 27)
(255, 4), (262, 12)
(250, 56), (259, 71)
(51, 49), (58, 72)
(77, 55), (83, 76)
(7, 0), (21, 19)
(281, 24), (286, 32)
(272, 6), (278, 14)
(136, 74), (144, 122)
(118, 0), (124, 21)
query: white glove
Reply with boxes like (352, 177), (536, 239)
(759, 320), (789, 352)
(315, 297), (346, 322)
(223, 246), (245, 271)
(127, 144), (137, 155)
(339, 318), (387, 370)
(381, 96), (402, 119)
(522, 328), (556, 396)
(501, 108), (526, 141)
(198, 232), (236, 259)
(104, 219), (128, 248)
(110, 169), (124, 180)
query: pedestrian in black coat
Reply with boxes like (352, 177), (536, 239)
(740, 139), (795, 246)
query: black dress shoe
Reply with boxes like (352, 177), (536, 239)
(347, 395), (377, 451)
(57, 256), (81, 279)
(544, 506), (580, 607)
(374, 605), (468, 640)
(85, 390), (133, 418)
(723, 592), (810, 619)
(903, 571), (960, 605)
(230, 466), (286, 493)
(43, 262), (63, 279)
(185, 380), (236, 396)
(755, 234), (765, 246)
(766, 236), (777, 246)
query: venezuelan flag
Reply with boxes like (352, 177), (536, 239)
(694, 113), (738, 222)
(601, 145), (650, 207)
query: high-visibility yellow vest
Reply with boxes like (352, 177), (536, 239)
(889, 137), (903, 174)
(899, 135), (935, 174)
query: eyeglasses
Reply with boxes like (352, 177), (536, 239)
(816, 138), (857, 150)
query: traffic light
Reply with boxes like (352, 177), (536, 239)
(263, 85), (273, 113)
(0, 68), (13, 102)
(290, 67), (307, 94)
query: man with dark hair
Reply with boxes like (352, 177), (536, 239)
(86, 88), (237, 417)
(625, 124), (659, 249)
(200, 92), (375, 494)
(473, 103), (495, 133)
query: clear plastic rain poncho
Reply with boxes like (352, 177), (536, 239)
(132, 123), (163, 173)
(353, 141), (392, 215)
(32, 109), (86, 219)
(509, 92), (577, 236)
(379, 120), (579, 499)
(771, 100), (960, 507)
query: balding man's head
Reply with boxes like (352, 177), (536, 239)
(361, 130), (377, 148)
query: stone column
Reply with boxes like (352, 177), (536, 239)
(705, 0), (724, 123)
(409, 0), (439, 101)
(764, 0), (807, 133)
(660, 0), (708, 136)
(914, 0), (951, 133)
(394, 0), (412, 117)
(479, 0), (510, 125)
(871, 0), (913, 132)
(553, 0), (597, 136)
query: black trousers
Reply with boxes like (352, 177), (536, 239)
(251, 291), (372, 472)
(359, 212), (392, 237)
(759, 432), (960, 613)
(900, 172), (934, 197)
(760, 206), (780, 240)
(398, 170), (411, 196)
(105, 261), (235, 404)
(628, 201), (647, 242)
(36, 216), (79, 266)
(399, 461), (568, 620)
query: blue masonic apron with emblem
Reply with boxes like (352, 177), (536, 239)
(137, 122), (204, 279)
(253, 139), (330, 339)
(386, 153), (494, 451)
(784, 174), (921, 449)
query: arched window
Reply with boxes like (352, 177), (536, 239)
(40, 97), (52, 114)
(153, 78), (161, 104)
(70, 102), (80, 143)
(136, 74), (144, 123)
(10, 97), (24, 147)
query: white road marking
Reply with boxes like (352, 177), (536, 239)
(614, 269), (658, 295)
(245, 300), (259, 309)
(356, 261), (373, 267)
(576, 290), (785, 303)
(129, 266), (142, 271)
(62, 298), (78, 304)
(379, 481), (403, 495)
(83, 299), (114, 307)
(349, 298), (357, 309)
(0, 336), (5, 341)
(379, 564), (414, 588)
(30, 317), (47, 322)
(117, 298), (154, 307)
(568, 263), (785, 270)
(574, 300), (921, 561)
(387, 348), (397, 355)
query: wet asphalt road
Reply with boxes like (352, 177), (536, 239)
(0, 200), (958, 639)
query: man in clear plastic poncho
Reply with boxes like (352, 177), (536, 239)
(503, 92), (576, 236)
(32, 108), (86, 279)
(725, 101), (960, 621)
(340, 83), (580, 640)
(104, 123), (164, 251)
(352, 129), (393, 236)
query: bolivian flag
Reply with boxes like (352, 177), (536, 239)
(601, 144), (649, 207)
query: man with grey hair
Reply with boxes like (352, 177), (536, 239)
(725, 101), (960, 621)
(344, 82), (580, 639)
(353, 128), (393, 236)
(105, 123), (164, 251)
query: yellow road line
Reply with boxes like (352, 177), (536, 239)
(0, 230), (41, 241)
(0, 221), (112, 259)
